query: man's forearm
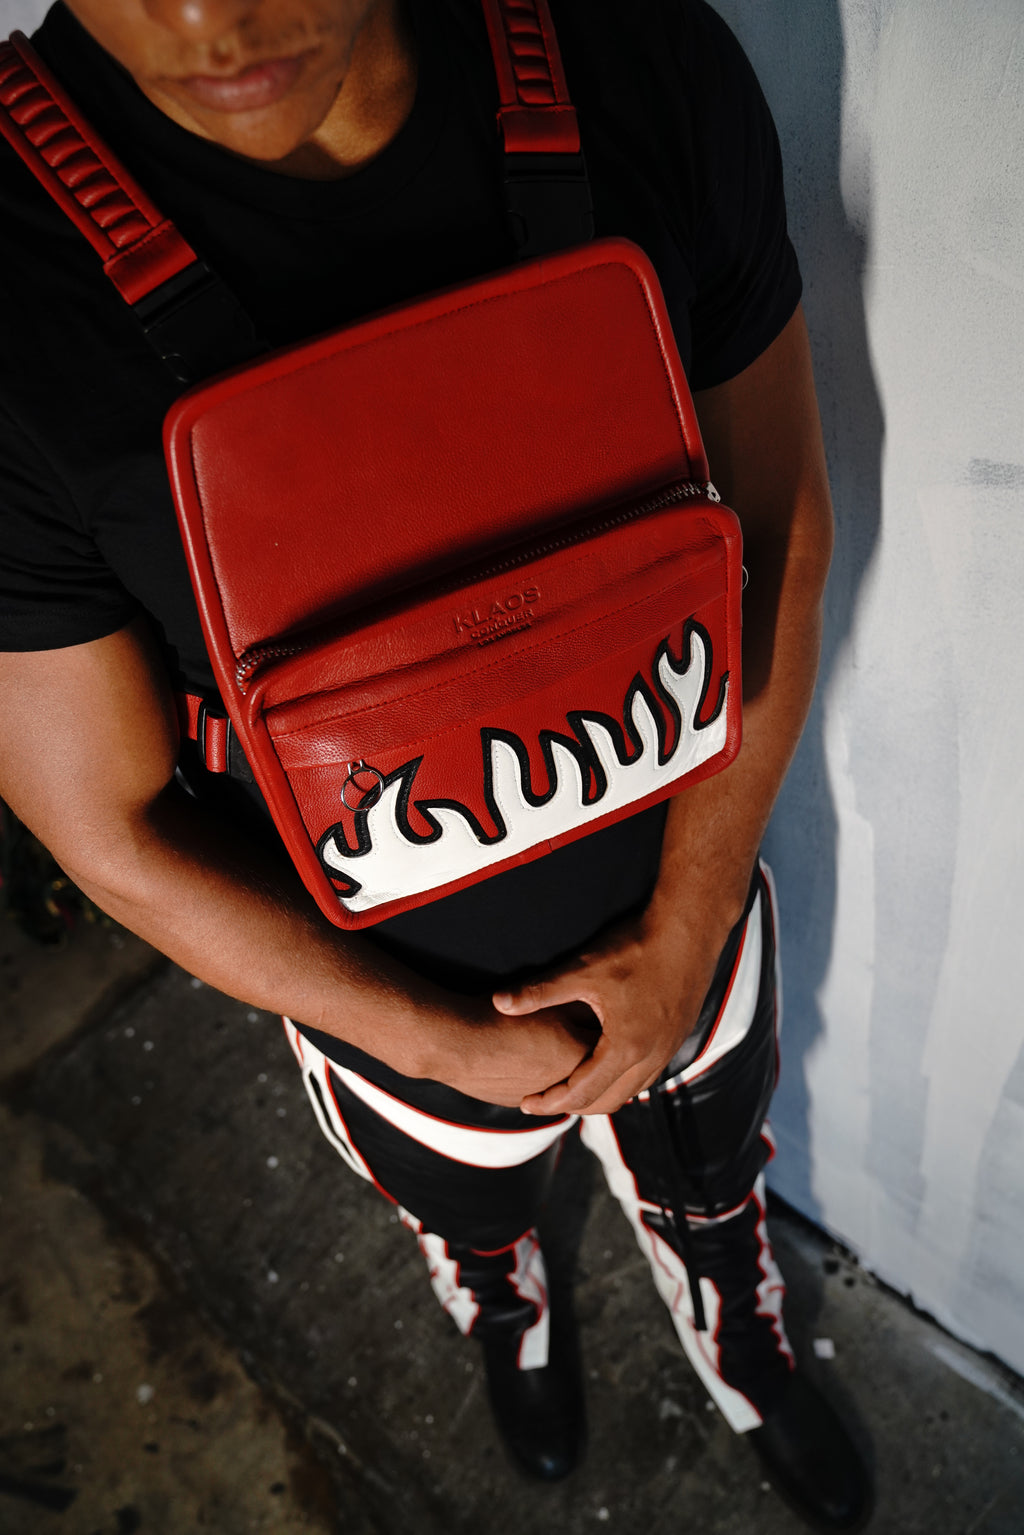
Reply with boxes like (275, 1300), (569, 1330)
(646, 537), (826, 950)
(61, 783), (593, 1105)
(0, 622), (591, 1107)
(648, 301), (836, 949)
(67, 783), (457, 1073)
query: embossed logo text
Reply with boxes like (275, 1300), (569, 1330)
(452, 585), (541, 646)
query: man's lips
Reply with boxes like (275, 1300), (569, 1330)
(175, 52), (314, 113)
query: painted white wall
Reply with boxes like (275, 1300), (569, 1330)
(3, 1), (47, 34)
(8, 0), (1024, 1371)
(711, 0), (1024, 1373)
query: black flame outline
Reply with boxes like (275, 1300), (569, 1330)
(318, 621), (727, 898)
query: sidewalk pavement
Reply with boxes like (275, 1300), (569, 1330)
(2, 915), (1023, 1535)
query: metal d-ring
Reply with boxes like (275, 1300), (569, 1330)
(340, 760), (385, 812)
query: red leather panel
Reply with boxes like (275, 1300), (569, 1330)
(266, 563), (732, 769)
(494, 105), (580, 155)
(249, 507), (730, 727)
(176, 691), (203, 744)
(166, 241), (707, 661)
(0, 34), (197, 302)
(203, 714), (229, 774)
(103, 222), (198, 307)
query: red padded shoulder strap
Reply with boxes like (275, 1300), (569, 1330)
(0, 31), (198, 305)
(480, 0), (581, 154)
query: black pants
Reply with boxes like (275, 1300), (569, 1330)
(286, 861), (792, 1431)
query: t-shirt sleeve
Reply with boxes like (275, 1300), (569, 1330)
(0, 405), (140, 651)
(685, 3), (803, 390)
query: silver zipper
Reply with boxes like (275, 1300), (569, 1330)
(233, 478), (721, 691)
(236, 641), (302, 689)
(455, 478), (721, 586)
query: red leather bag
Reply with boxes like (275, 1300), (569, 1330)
(0, 3), (742, 931)
(165, 240), (741, 926)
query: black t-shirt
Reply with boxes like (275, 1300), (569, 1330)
(0, 0), (800, 988)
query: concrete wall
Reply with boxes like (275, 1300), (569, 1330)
(8, 0), (1024, 1372)
(711, 0), (1024, 1374)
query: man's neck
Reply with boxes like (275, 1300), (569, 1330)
(269, 0), (418, 180)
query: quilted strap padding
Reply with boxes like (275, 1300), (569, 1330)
(0, 31), (197, 304)
(480, 0), (581, 154)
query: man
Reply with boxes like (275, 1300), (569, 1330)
(0, 0), (867, 1526)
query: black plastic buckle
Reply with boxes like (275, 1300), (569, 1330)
(133, 261), (263, 385)
(504, 152), (595, 259)
(195, 700), (254, 784)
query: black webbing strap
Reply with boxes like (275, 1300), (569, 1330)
(481, 0), (594, 256)
(503, 149), (594, 259)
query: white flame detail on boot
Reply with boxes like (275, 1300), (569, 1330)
(321, 630), (727, 912)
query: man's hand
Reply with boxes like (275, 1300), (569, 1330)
(491, 883), (739, 1116)
(441, 1000), (600, 1109)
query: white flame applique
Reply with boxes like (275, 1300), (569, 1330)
(318, 624), (728, 913)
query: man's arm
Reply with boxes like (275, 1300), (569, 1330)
(0, 620), (592, 1105)
(493, 304), (834, 1114)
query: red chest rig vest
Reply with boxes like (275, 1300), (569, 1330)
(0, 1), (742, 931)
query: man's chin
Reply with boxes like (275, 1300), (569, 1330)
(146, 85), (342, 170)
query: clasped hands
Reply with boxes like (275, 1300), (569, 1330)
(481, 904), (724, 1117)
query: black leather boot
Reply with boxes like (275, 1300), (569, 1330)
(481, 1325), (585, 1481)
(747, 1372), (873, 1531)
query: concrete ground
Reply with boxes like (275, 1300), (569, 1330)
(2, 913), (1023, 1535)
